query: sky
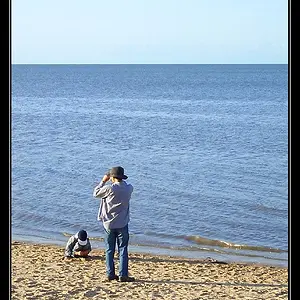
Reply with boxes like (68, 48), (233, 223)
(11, 0), (289, 64)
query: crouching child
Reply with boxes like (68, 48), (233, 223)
(64, 229), (92, 259)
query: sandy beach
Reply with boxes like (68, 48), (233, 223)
(11, 241), (288, 299)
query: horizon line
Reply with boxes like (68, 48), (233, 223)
(11, 62), (288, 65)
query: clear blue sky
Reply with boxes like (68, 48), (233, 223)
(11, 0), (289, 64)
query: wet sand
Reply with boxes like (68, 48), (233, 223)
(11, 241), (288, 299)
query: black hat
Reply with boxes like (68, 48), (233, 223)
(109, 166), (128, 179)
(77, 230), (88, 246)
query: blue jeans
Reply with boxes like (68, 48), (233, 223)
(104, 225), (129, 277)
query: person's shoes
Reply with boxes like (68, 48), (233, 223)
(119, 276), (135, 282)
(104, 275), (119, 282)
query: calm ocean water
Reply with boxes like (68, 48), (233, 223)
(11, 64), (288, 267)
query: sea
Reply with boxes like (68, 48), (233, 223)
(11, 64), (289, 267)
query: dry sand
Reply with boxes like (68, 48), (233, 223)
(11, 241), (288, 299)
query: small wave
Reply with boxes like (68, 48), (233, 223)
(182, 235), (286, 253)
(144, 231), (286, 254)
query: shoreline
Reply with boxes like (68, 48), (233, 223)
(11, 241), (289, 299)
(12, 235), (288, 269)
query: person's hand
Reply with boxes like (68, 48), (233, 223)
(64, 256), (73, 260)
(102, 174), (110, 183)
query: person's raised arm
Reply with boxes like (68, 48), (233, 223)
(93, 173), (111, 198)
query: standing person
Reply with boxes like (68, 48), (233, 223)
(64, 229), (92, 259)
(93, 166), (135, 282)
